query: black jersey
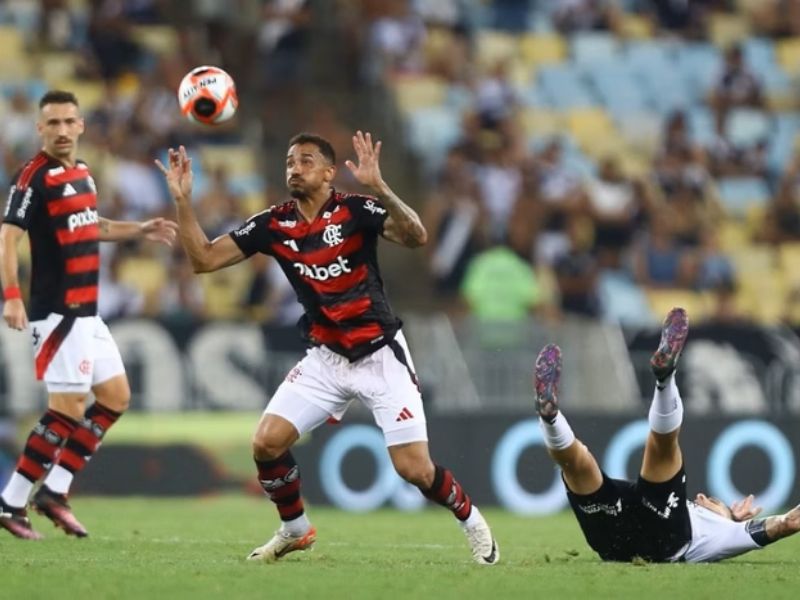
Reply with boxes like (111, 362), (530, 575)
(3, 152), (100, 320)
(230, 190), (400, 361)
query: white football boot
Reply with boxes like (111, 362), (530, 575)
(247, 526), (317, 563)
(460, 507), (499, 565)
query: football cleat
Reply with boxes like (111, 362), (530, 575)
(461, 507), (499, 565)
(650, 307), (689, 383)
(247, 526), (317, 563)
(534, 343), (562, 423)
(0, 501), (44, 540)
(31, 486), (88, 538)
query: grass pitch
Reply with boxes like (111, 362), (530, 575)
(2, 495), (798, 600)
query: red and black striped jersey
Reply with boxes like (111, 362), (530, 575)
(3, 152), (100, 320)
(230, 189), (400, 361)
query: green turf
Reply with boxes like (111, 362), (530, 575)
(2, 496), (798, 600)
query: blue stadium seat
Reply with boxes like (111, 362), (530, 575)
(725, 109), (771, 147)
(405, 106), (463, 175)
(586, 63), (651, 112)
(744, 38), (777, 75)
(537, 65), (597, 108)
(0, 79), (48, 101)
(570, 32), (619, 65)
(767, 113), (799, 173)
(687, 106), (717, 146)
(518, 84), (549, 107)
(640, 69), (692, 114)
(716, 177), (771, 217)
(675, 43), (722, 98)
(624, 41), (675, 75)
(597, 270), (655, 326)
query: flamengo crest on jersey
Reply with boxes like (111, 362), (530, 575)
(228, 191), (400, 360)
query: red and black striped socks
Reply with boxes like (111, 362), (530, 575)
(422, 464), (473, 521)
(1, 409), (77, 508)
(43, 402), (122, 495)
(255, 451), (306, 522)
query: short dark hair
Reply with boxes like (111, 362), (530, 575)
(288, 133), (335, 165)
(39, 90), (79, 110)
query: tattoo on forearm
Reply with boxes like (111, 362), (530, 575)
(376, 190), (426, 246)
(99, 219), (110, 234)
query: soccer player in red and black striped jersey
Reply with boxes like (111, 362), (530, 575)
(0, 90), (177, 540)
(156, 132), (499, 565)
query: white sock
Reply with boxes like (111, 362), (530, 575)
(460, 505), (482, 529)
(1, 473), (34, 509)
(649, 373), (684, 434)
(42, 465), (73, 495)
(281, 513), (311, 536)
(539, 412), (576, 450)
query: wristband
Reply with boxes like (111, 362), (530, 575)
(3, 286), (22, 300)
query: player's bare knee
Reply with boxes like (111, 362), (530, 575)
(93, 376), (131, 413)
(393, 459), (434, 488)
(251, 434), (289, 461)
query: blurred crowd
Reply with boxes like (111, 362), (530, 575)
(4, 0), (800, 333)
(338, 0), (800, 329)
(0, 0), (318, 328)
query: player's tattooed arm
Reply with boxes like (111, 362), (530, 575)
(375, 184), (428, 248)
(764, 504), (800, 542)
(345, 130), (427, 248)
(97, 217), (177, 246)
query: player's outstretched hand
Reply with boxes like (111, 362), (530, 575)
(155, 145), (193, 201)
(141, 217), (179, 246)
(3, 298), (28, 331)
(345, 130), (384, 191)
(730, 494), (763, 522)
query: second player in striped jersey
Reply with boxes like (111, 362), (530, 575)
(0, 90), (177, 540)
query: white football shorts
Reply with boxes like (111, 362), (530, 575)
(265, 330), (428, 446)
(30, 313), (126, 393)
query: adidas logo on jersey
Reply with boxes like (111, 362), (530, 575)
(293, 256), (352, 281)
(63, 183), (77, 196)
(67, 207), (99, 232)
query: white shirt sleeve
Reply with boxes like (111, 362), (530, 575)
(682, 502), (762, 563)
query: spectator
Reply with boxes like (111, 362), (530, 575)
(195, 166), (245, 239)
(531, 138), (586, 265)
(461, 243), (541, 323)
(710, 44), (764, 132)
(474, 131), (523, 243)
(86, 0), (146, 80)
(110, 140), (170, 220)
(97, 249), (145, 321)
(692, 227), (736, 291)
(633, 210), (693, 288)
(0, 90), (39, 168)
(586, 156), (639, 265)
(473, 61), (518, 131)
(258, 0), (313, 91)
(367, 0), (426, 79)
(424, 147), (489, 298)
(552, 0), (619, 33)
(241, 254), (304, 327)
(647, 0), (713, 39)
(761, 152), (800, 243)
(160, 252), (206, 323)
(553, 217), (599, 317)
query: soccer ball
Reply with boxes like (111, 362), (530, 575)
(177, 66), (238, 125)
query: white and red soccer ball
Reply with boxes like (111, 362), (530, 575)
(177, 65), (238, 125)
